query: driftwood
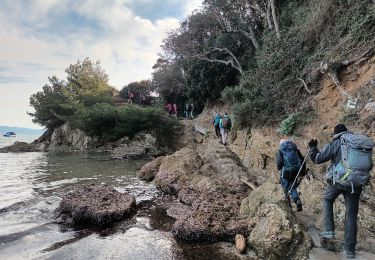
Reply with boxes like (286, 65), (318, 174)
(240, 179), (258, 190)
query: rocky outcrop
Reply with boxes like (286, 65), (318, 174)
(56, 184), (136, 226)
(154, 148), (204, 195)
(47, 123), (96, 152)
(154, 139), (257, 196)
(147, 134), (259, 242)
(0, 123), (168, 157)
(137, 156), (165, 181)
(111, 134), (168, 159)
(0, 141), (38, 153)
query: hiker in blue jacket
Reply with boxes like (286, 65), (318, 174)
(308, 124), (365, 259)
(276, 139), (306, 211)
(213, 112), (221, 138)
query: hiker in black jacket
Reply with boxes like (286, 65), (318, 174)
(308, 124), (361, 259)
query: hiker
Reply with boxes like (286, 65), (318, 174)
(276, 139), (306, 211)
(213, 112), (221, 138)
(172, 103), (178, 119)
(185, 103), (189, 119)
(165, 103), (173, 117)
(308, 124), (374, 259)
(127, 92), (134, 104)
(219, 112), (231, 145)
(189, 103), (194, 119)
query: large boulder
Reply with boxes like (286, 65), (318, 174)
(154, 148), (204, 195)
(56, 184), (136, 226)
(248, 202), (310, 259)
(241, 181), (311, 259)
(137, 156), (165, 181)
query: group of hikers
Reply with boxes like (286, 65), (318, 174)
(213, 111), (232, 145)
(276, 124), (374, 259)
(184, 103), (195, 119)
(165, 102), (195, 120)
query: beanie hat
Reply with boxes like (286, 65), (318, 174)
(333, 124), (347, 135)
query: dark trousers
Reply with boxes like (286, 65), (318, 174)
(323, 184), (361, 252)
(214, 125), (220, 137)
(280, 176), (300, 203)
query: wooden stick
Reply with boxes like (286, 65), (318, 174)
(240, 179), (257, 190)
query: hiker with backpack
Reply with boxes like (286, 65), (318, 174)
(213, 112), (221, 138)
(172, 103), (178, 119)
(185, 103), (189, 119)
(308, 124), (374, 259)
(276, 139), (306, 211)
(219, 112), (232, 145)
(189, 103), (195, 119)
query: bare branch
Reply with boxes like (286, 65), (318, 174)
(198, 57), (243, 74)
(239, 28), (260, 50)
(297, 78), (312, 95)
(212, 47), (244, 73)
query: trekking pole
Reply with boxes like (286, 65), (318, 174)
(288, 148), (311, 195)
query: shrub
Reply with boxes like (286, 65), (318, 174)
(277, 113), (300, 136)
(71, 103), (178, 145)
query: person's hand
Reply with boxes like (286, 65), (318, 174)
(308, 139), (318, 148)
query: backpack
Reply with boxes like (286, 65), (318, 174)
(222, 117), (231, 129)
(280, 141), (302, 179)
(332, 133), (374, 189)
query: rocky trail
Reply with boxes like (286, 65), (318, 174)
(138, 117), (375, 259)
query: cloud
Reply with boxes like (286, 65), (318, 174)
(0, 0), (202, 127)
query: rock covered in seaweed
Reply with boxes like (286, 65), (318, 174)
(170, 187), (250, 242)
(56, 184), (136, 226)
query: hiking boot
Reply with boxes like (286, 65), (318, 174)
(284, 196), (291, 207)
(296, 199), (303, 212)
(319, 231), (335, 239)
(345, 251), (355, 259)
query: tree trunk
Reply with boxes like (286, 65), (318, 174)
(266, 0), (273, 30)
(269, 0), (281, 39)
(239, 27), (260, 50)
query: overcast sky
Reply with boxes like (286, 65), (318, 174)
(0, 0), (202, 129)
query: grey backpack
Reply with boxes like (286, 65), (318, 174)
(332, 133), (374, 190)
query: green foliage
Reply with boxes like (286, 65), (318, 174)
(277, 113), (300, 136)
(71, 103), (178, 144)
(29, 58), (113, 128)
(340, 110), (360, 125)
(226, 0), (375, 127)
(28, 76), (76, 128)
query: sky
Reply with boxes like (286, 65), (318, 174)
(0, 0), (202, 128)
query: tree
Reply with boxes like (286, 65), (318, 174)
(64, 58), (112, 106)
(29, 58), (113, 128)
(28, 76), (75, 128)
